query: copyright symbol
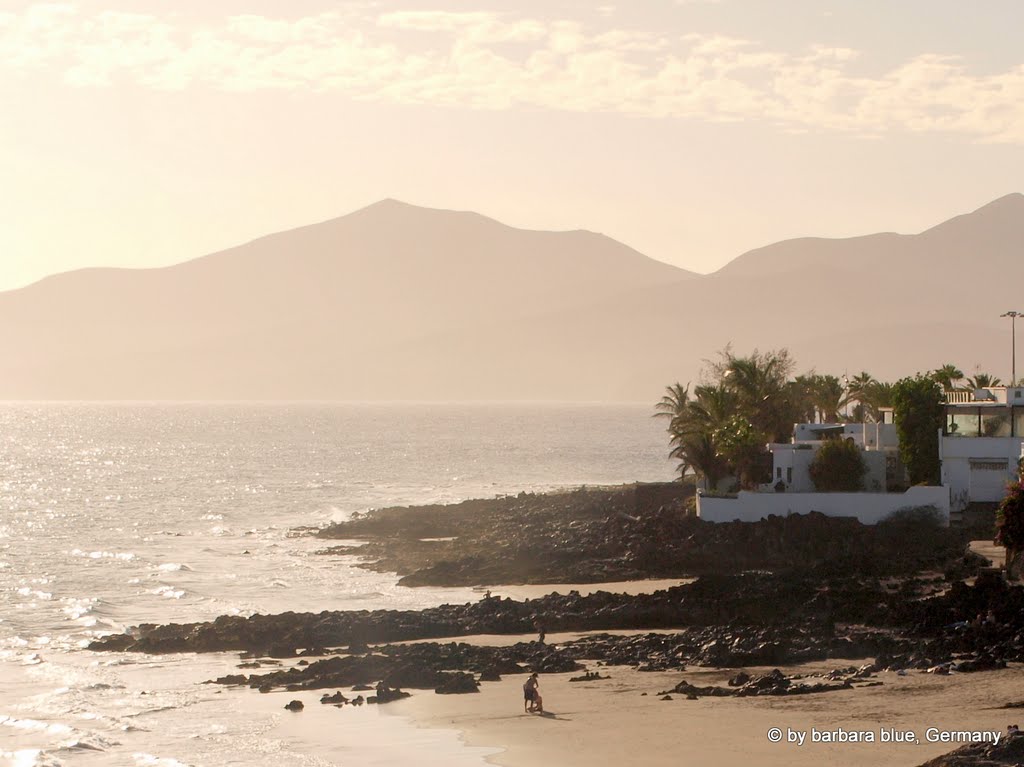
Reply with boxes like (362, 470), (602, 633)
(767, 728), (783, 743)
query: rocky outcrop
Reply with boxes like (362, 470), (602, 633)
(662, 667), (868, 698)
(434, 673), (479, 694)
(917, 734), (1024, 766)
(316, 488), (973, 586)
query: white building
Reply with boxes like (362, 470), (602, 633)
(941, 386), (1024, 511)
(698, 418), (943, 525)
(766, 422), (900, 494)
(697, 386), (1024, 525)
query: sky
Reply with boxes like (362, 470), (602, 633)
(2, 0), (1024, 291)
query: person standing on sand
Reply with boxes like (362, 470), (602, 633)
(523, 673), (543, 713)
(533, 618), (546, 644)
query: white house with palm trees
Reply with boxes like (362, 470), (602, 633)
(697, 419), (948, 525)
(697, 386), (1024, 524)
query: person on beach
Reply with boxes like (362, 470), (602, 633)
(523, 673), (543, 713)
(533, 618), (546, 644)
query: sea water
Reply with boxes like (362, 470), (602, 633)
(0, 403), (673, 766)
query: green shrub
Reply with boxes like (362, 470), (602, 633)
(808, 438), (867, 492)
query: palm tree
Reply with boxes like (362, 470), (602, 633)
(713, 415), (768, 489)
(965, 372), (1002, 389)
(848, 372), (877, 408)
(931, 364), (965, 391)
(862, 381), (894, 423)
(712, 348), (795, 442)
(790, 375), (818, 423)
(671, 432), (727, 491)
(809, 374), (846, 423)
(654, 383), (691, 478)
(670, 383), (736, 489)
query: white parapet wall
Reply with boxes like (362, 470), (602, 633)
(696, 485), (951, 525)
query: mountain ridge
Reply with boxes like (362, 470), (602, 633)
(0, 194), (1021, 401)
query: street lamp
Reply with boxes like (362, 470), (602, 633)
(1002, 311), (1023, 385)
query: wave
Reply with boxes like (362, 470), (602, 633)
(68, 550), (135, 561)
(0, 716), (73, 737)
(0, 749), (65, 767)
(132, 753), (194, 767)
(149, 586), (185, 600)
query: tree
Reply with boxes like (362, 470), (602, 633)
(654, 381), (733, 487)
(710, 347), (797, 442)
(848, 372), (876, 404)
(712, 415), (768, 489)
(891, 375), (945, 485)
(808, 374), (846, 423)
(674, 383), (735, 489)
(861, 381), (894, 423)
(790, 375), (819, 423)
(995, 460), (1024, 580)
(965, 372), (1002, 389)
(808, 438), (867, 492)
(930, 364), (964, 391)
(654, 383), (691, 478)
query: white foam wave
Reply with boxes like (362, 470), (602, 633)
(0, 715), (73, 736)
(0, 749), (64, 767)
(149, 586), (185, 600)
(16, 588), (53, 601)
(60, 596), (98, 621)
(69, 550), (135, 561)
(157, 563), (191, 572)
(132, 753), (193, 767)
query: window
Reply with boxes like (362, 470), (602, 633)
(947, 409), (980, 437)
(981, 408), (1012, 437)
(776, 467), (782, 479)
(1015, 407), (1024, 437)
(786, 467), (793, 483)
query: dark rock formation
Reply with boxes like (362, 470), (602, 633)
(434, 673), (479, 694)
(316, 488), (973, 587)
(284, 700), (304, 711)
(370, 683), (410, 703)
(663, 668), (856, 699)
(917, 733), (1024, 765)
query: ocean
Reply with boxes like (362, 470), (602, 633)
(0, 403), (673, 766)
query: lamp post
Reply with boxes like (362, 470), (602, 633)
(1002, 311), (1022, 385)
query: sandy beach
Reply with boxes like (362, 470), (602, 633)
(256, 626), (1021, 767)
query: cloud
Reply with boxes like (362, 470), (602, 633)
(3, 4), (1024, 143)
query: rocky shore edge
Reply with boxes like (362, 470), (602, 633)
(88, 486), (1017, 766)
(312, 484), (971, 585)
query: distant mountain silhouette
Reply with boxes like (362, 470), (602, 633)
(1, 195), (1021, 400)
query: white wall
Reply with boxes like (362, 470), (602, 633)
(940, 435), (1024, 510)
(768, 441), (888, 493)
(696, 486), (950, 525)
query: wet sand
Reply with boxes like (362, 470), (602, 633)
(401, 659), (1022, 767)
(260, 629), (1022, 767)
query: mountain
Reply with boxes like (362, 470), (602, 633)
(0, 200), (693, 400)
(1, 194), (1021, 401)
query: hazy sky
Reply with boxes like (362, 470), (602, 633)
(3, 0), (1023, 291)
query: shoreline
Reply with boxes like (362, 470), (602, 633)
(413, 663), (1024, 767)
(260, 636), (1024, 767)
